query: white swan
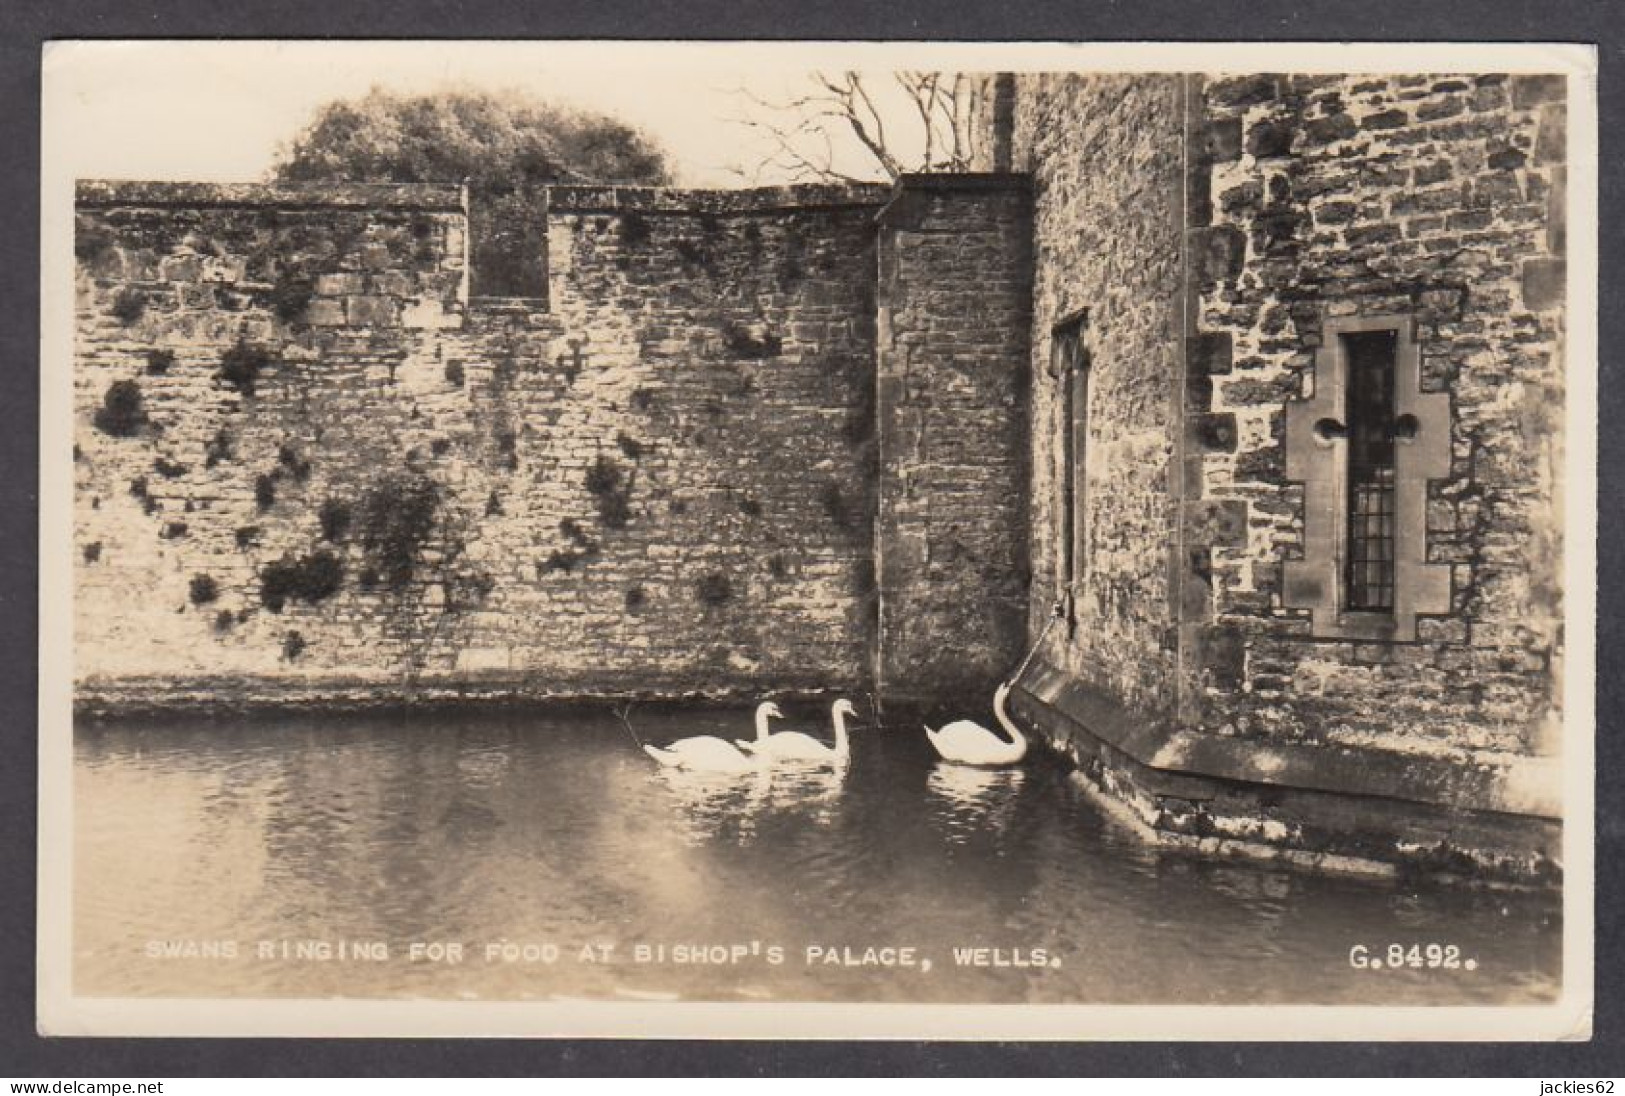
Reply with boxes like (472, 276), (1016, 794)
(737, 698), (858, 764)
(923, 682), (1028, 767)
(643, 704), (775, 773)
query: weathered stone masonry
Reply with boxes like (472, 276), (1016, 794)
(876, 176), (1033, 704)
(73, 71), (1568, 880)
(986, 73), (1567, 882)
(73, 177), (1032, 707)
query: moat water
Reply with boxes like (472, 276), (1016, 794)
(74, 707), (1561, 1004)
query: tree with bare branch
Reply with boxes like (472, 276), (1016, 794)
(730, 71), (986, 184)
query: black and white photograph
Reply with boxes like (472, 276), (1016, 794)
(36, 40), (1596, 1040)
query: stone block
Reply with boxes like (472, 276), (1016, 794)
(1416, 97), (1465, 122)
(1535, 103), (1566, 165)
(1179, 557), (1213, 623)
(1220, 374), (1300, 405)
(402, 298), (464, 330)
(159, 254), (201, 282)
(316, 273), (365, 295)
(1190, 225), (1246, 287)
(1521, 259), (1565, 312)
(1547, 165), (1567, 255)
(1198, 624), (1247, 690)
(1245, 121), (1294, 159)
(1186, 498), (1249, 548)
(359, 243), (393, 270)
(346, 295), (398, 327)
(1187, 373), (1213, 413)
(1282, 569), (1324, 607)
(1304, 112), (1357, 146)
(1191, 412), (1238, 453)
(1207, 74), (1279, 110)
(1188, 331), (1233, 376)
(1511, 74), (1565, 109)
(304, 298), (346, 326)
(1361, 108), (1409, 131)
(1202, 117), (1244, 162)
(1219, 181), (1264, 216)
(371, 271), (415, 297)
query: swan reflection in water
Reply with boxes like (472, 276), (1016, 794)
(927, 764), (1028, 844)
(651, 764), (771, 844)
(651, 757), (848, 843)
(760, 759), (845, 825)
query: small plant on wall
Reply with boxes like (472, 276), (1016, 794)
(318, 498), (353, 542)
(110, 287), (146, 325)
(204, 428), (234, 468)
(271, 271), (316, 322)
(585, 454), (634, 530)
(254, 473), (278, 512)
(695, 572), (734, 607)
(217, 341), (275, 398)
(260, 550), (345, 612)
(188, 574), (219, 606)
(619, 211), (652, 248)
(92, 379), (147, 437)
(154, 456), (188, 479)
(76, 224), (114, 263)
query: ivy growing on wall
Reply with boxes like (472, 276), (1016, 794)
(355, 471), (440, 590)
(318, 498), (352, 542)
(260, 550), (345, 612)
(585, 454), (634, 529)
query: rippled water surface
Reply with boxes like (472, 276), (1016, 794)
(74, 708), (1561, 1003)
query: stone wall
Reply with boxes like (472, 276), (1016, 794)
(73, 180), (903, 704)
(875, 175), (1033, 703)
(1188, 72), (1566, 760)
(996, 75), (1189, 724)
(990, 72), (1566, 880)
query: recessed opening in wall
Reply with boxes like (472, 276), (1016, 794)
(469, 186), (549, 299)
(1283, 313), (1450, 642)
(1342, 330), (1399, 614)
(1052, 312), (1089, 625)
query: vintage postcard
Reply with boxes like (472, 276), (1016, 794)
(37, 40), (1596, 1040)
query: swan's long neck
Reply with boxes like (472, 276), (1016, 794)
(754, 704), (775, 740)
(992, 682), (1023, 746)
(831, 703), (851, 759)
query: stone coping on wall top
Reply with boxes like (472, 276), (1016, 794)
(875, 172), (1033, 224)
(543, 182), (894, 215)
(76, 175), (1032, 218)
(1012, 660), (1561, 821)
(893, 171), (1033, 192)
(75, 180), (467, 212)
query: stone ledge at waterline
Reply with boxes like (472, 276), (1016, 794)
(1010, 664), (1562, 887)
(70, 674), (870, 719)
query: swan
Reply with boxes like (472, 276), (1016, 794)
(923, 681), (1028, 767)
(642, 704), (774, 773)
(737, 698), (858, 764)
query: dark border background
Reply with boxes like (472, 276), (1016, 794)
(3, 0), (1619, 1077)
